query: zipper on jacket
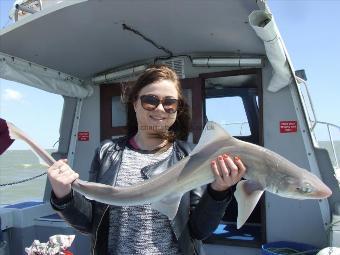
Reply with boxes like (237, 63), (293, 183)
(92, 147), (123, 254)
(92, 205), (109, 255)
(190, 238), (199, 255)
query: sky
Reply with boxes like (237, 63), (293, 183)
(269, 0), (340, 126)
(0, 0), (339, 150)
(0, 1), (64, 150)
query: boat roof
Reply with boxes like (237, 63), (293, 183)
(0, 0), (266, 79)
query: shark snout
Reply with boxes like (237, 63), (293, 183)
(317, 184), (332, 199)
(312, 175), (333, 199)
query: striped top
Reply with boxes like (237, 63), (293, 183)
(107, 144), (182, 255)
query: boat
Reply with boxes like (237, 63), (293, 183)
(0, 0), (339, 254)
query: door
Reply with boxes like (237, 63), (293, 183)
(200, 68), (266, 248)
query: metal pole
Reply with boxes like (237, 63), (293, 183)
(67, 99), (83, 168)
(296, 77), (318, 131)
(327, 124), (339, 169)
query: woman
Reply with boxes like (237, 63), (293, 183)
(48, 65), (246, 255)
(0, 118), (14, 155)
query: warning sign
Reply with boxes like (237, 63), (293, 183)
(280, 121), (297, 133)
(78, 131), (90, 141)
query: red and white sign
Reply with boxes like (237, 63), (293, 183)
(78, 131), (90, 141)
(280, 121), (297, 133)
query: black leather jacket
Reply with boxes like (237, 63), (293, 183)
(51, 137), (232, 255)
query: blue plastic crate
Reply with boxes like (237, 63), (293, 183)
(262, 241), (319, 255)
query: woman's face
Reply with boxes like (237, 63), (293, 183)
(134, 79), (179, 134)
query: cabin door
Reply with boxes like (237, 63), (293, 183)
(200, 68), (265, 247)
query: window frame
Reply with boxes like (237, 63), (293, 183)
(200, 68), (266, 247)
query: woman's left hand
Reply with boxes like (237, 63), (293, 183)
(210, 154), (246, 191)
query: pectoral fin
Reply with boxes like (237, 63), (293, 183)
(151, 195), (182, 220)
(234, 180), (264, 229)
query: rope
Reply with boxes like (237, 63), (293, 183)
(0, 172), (47, 187)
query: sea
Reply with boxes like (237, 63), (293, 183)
(0, 149), (55, 205)
(0, 142), (339, 206)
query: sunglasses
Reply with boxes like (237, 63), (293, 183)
(139, 94), (179, 114)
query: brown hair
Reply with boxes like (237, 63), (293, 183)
(124, 64), (191, 142)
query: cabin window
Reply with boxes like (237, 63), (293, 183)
(0, 79), (63, 205)
(206, 96), (251, 136)
(111, 96), (126, 127)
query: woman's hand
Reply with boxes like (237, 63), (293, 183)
(47, 159), (79, 199)
(210, 154), (246, 191)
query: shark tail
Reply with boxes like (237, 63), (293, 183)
(6, 121), (55, 167)
(6, 121), (22, 140)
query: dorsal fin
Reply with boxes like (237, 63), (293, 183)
(190, 121), (235, 155)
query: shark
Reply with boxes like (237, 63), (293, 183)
(6, 120), (332, 229)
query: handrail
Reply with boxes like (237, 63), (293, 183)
(296, 76), (318, 130)
(220, 121), (249, 136)
(314, 121), (340, 169)
(313, 121), (340, 131)
(296, 76), (339, 169)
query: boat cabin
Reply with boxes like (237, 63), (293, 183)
(0, 1), (339, 254)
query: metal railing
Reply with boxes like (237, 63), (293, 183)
(296, 76), (340, 169)
(312, 121), (340, 169)
(220, 121), (250, 136)
(296, 76), (318, 131)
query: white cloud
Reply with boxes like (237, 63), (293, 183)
(3, 89), (24, 101)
